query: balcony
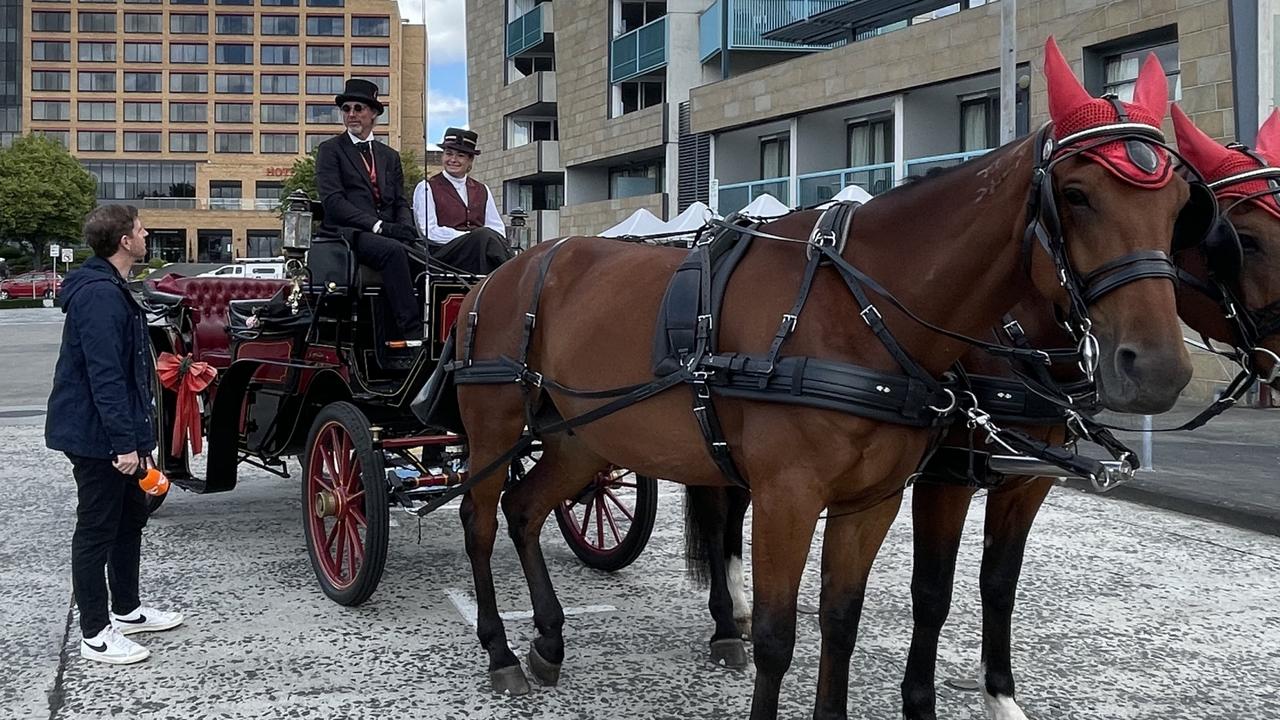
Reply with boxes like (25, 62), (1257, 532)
(716, 176), (788, 216)
(507, 2), (554, 58)
(699, 0), (846, 61)
(611, 16), (667, 83)
(140, 197), (279, 211)
(504, 140), (562, 177)
(797, 162), (894, 205)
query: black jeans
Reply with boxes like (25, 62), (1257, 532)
(68, 454), (148, 637)
(353, 231), (422, 339)
(431, 228), (515, 275)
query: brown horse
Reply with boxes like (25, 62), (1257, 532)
(450, 40), (1194, 718)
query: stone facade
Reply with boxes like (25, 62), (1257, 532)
(559, 192), (666, 238)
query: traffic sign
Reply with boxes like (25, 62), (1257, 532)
(61, 249), (73, 263)
(49, 244), (60, 258)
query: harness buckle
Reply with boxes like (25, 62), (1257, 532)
(695, 383), (711, 400)
(524, 312), (537, 330)
(782, 313), (798, 333)
(860, 305), (882, 327)
(697, 313), (713, 331)
(522, 369), (543, 388)
(810, 229), (838, 248)
(927, 388), (958, 415)
(1002, 319), (1024, 338)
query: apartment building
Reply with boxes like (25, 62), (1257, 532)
(469, 0), (1273, 243)
(3, 0), (425, 262)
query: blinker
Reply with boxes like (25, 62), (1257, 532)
(1126, 141), (1159, 174)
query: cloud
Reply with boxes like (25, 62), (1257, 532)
(428, 92), (467, 117)
(398, 0), (467, 65)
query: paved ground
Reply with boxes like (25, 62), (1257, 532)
(4, 307), (1279, 719)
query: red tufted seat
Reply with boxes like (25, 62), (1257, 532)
(151, 274), (290, 368)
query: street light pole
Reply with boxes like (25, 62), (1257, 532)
(999, 0), (1016, 144)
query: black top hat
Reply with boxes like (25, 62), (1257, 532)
(334, 78), (384, 116)
(440, 127), (480, 155)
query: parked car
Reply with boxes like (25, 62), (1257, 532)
(197, 260), (287, 280)
(0, 271), (62, 300)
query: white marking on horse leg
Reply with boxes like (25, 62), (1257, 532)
(980, 662), (1029, 720)
(728, 555), (750, 628)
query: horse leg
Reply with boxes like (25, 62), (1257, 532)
(748, 487), (826, 720)
(684, 486), (749, 669)
(812, 493), (905, 720)
(499, 434), (608, 686)
(900, 483), (974, 720)
(458, 390), (530, 695)
(726, 486), (753, 637)
(979, 478), (1052, 720)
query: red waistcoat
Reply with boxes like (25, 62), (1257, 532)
(428, 173), (487, 231)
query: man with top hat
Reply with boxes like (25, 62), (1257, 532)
(315, 78), (422, 343)
(413, 128), (513, 275)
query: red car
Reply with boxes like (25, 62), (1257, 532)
(0, 271), (62, 299)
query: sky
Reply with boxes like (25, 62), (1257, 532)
(396, 0), (468, 150)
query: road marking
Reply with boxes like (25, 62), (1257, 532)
(446, 588), (616, 630)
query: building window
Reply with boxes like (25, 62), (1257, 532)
(32, 11), (71, 32)
(77, 101), (115, 121)
(78, 41), (116, 62)
(1103, 41), (1181, 103)
(256, 181), (284, 199)
(170, 14), (208, 34)
(512, 54), (554, 78)
(260, 133), (298, 153)
(170, 132), (208, 152)
(215, 73), (254, 93)
(125, 42), (163, 63)
(306, 15), (343, 36)
(260, 103), (298, 123)
(246, 230), (282, 258)
(148, 231), (187, 263)
(618, 79), (662, 115)
(215, 133), (252, 153)
(124, 72), (162, 93)
(124, 131), (161, 152)
(305, 103), (339, 124)
(77, 12), (116, 33)
(959, 92), (998, 152)
(170, 43), (209, 64)
(209, 180), (242, 209)
(510, 182), (564, 212)
(82, 160), (197, 202)
(351, 16), (389, 36)
(216, 43), (255, 65)
(609, 162), (661, 199)
(262, 15), (299, 35)
(32, 71), (72, 92)
(78, 71), (116, 92)
(217, 0), (253, 5)
(306, 74), (343, 94)
(508, 117), (557, 148)
(170, 102), (207, 122)
(305, 133), (327, 151)
(32, 101), (70, 121)
(261, 74), (299, 94)
(351, 46), (389, 66)
(198, 230), (231, 263)
(307, 0), (344, 7)
(32, 41), (71, 62)
(306, 45), (343, 65)
(262, 0), (299, 6)
(759, 134), (789, 179)
(261, 44), (299, 65)
(33, 130), (71, 148)
(170, 72), (209, 93)
(619, 0), (666, 34)
(77, 131), (116, 152)
(847, 115), (892, 167)
(351, 76), (388, 95)
(124, 102), (162, 122)
(171, 0), (209, 5)
(215, 102), (252, 122)
(216, 13), (254, 33)
(124, 0), (164, 4)
(123, 13), (161, 33)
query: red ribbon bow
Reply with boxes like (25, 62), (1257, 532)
(155, 351), (217, 457)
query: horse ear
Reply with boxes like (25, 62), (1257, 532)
(1254, 109), (1280, 166)
(1131, 52), (1169, 120)
(1044, 36), (1091, 126)
(1172, 103), (1232, 174)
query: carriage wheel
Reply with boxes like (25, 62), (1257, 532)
(303, 401), (389, 606)
(554, 468), (658, 572)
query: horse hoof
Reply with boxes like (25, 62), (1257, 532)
(489, 665), (531, 696)
(736, 616), (752, 638)
(710, 638), (749, 669)
(527, 641), (562, 686)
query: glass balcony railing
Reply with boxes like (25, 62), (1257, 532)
(797, 162), (896, 206)
(506, 3), (546, 58)
(904, 149), (992, 176)
(699, 0), (847, 61)
(717, 176), (788, 216)
(611, 15), (667, 83)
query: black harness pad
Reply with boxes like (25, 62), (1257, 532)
(651, 220), (755, 375)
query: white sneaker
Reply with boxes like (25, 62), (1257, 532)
(80, 626), (150, 665)
(111, 606), (184, 635)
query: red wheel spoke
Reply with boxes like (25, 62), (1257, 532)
(600, 496), (623, 545)
(315, 476), (336, 494)
(345, 457), (361, 493)
(325, 518), (341, 555)
(577, 495), (593, 537)
(601, 487), (636, 522)
(333, 517), (347, 577)
(595, 496), (605, 548)
(347, 489), (365, 506)
(346, 521), (363, 576)
(321, 432), (339, 482)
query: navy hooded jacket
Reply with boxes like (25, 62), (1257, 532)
(45, 255), (156, 459)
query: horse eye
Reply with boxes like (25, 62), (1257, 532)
(1063, 187), (1090, 207)
(1238, 233), (1260, 253)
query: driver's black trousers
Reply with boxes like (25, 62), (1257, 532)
(353, 231), (421, 339)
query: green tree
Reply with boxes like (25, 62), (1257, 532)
(279, 146), (427, 210)
(0, 135), (97, 271)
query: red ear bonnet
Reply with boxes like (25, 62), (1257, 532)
(1174, 104), (1280, 220)
(1044, 36), (1172, 188)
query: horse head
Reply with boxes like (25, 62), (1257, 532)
(1033, 37), (1193, 412)
(1173, 105), (1280, 386)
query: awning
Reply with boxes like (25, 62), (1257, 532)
(762, 0), (956, 46)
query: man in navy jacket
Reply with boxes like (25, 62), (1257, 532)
(46, 204), (183, 665)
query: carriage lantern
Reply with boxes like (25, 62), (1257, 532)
(281, 189), (314, 255)
(507, 207), (529, 251)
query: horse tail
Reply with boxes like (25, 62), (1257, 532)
(683, 486), (716, 588)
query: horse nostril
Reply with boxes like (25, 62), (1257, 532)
(1117, 344), (1140, 380)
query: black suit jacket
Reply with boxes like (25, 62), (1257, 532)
(315, 133), (414, 237)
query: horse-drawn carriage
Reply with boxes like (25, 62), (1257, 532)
(137, 191), (657, 606)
